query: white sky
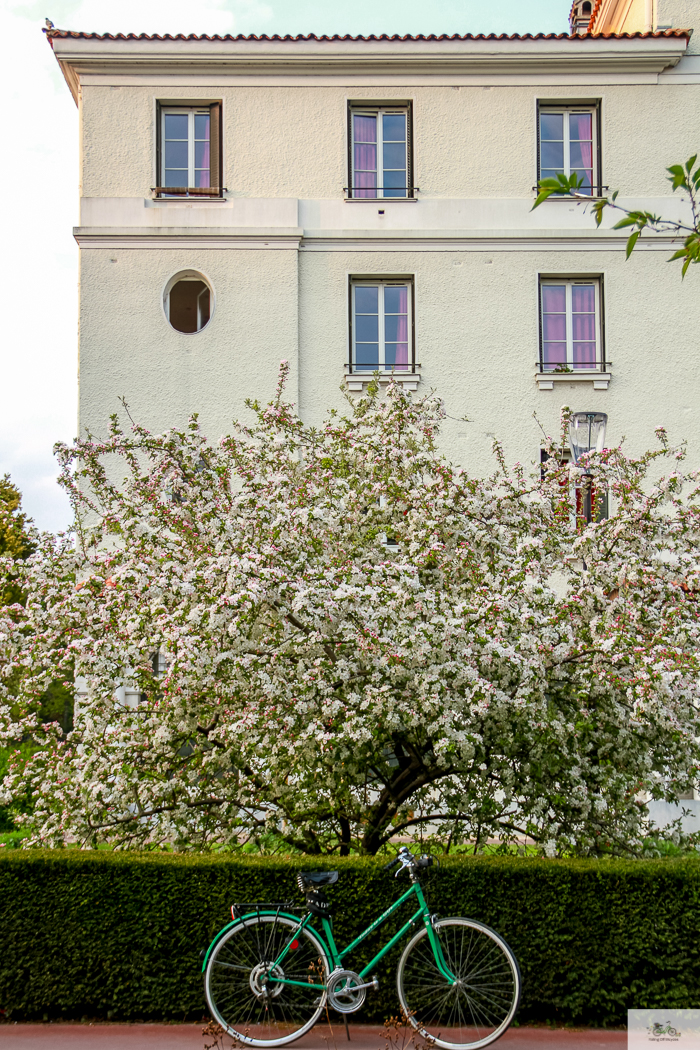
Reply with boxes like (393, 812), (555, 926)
(0, 0), (569, 532)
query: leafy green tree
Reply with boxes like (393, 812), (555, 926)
(533, 156), (700, 276)
(0, 474), (35, 607)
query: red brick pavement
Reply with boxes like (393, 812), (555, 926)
(0, 1024), (627, 1049)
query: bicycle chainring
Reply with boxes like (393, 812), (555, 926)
(326, 969), (366, 1014)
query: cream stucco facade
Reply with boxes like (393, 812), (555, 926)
(48, 0), (700, 478)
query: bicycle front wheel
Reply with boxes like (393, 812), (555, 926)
(204, 913), (330, 1047)
(397, 917), (521, 1050)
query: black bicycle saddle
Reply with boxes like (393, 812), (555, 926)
(298, 870), (339, 887)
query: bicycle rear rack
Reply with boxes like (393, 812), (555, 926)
(231, 901), (302, 919)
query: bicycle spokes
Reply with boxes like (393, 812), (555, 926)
(398, 918), (520, 1049)
(205, 915), (329, 1047)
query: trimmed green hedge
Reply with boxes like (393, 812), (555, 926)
(1, 851), (699, 1025)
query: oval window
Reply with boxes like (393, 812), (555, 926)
(165, 271), (213, 333)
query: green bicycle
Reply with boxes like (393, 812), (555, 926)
(202, 846), (521, 1049)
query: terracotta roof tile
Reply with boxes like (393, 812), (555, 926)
(43, 27), (690, 44)
(589, 0), (604, 31)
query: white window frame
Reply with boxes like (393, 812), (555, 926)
(350, 106), (410, 200)
(160, 106), (212, 189)
(538, 105), (598, 195)
(540, 278), (602, 372)
(351, 279), (413, 374)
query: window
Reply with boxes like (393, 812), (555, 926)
(350, 279), (413, 372)
(539, 278), (603, 373)
(538, 104), (600, 195)
(348, 104), (413, 199)
(164, 271), (213, 334)
(156, 103), (221, 198)
(151, 651), (168, 677)
(570, 0), (593, 32)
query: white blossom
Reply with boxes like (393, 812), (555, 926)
(1, 369), (700, 856)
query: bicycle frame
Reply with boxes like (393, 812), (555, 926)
(202, 879), (456, 990)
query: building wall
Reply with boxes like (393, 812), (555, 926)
(76, 235), (700, 476)
(299, 247), (700, 474)
(658, 0), (700, 49)
(78, 247), (299, 441)
(61, 24), (700, 479)
(591, 0), (699, 51)
(80, 81), (700, 202)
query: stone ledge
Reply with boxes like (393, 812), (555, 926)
(536, 371), (612, 391)
(344, 370), (421, 392)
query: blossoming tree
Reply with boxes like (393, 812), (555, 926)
(2, 367), (700, 855)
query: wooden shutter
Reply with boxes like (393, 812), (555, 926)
(210, 102), (221, 193)
(406, 102), (413, 198)
(156, 103), (163, 191)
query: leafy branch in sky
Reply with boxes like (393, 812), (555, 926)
(533, 156), (700, 276)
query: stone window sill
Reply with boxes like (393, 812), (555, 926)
(343, 197), (418, 203)
(344, 369), (421, 392)
(536, 371), (611, 391)
(150, 196), (228, 203)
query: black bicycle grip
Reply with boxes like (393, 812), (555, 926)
(383, 857), (400, 871)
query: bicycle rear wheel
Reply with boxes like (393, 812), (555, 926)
(397, 917), (521, 1049)
(204, 913), (330, 1047)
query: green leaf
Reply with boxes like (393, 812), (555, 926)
(666, 165), (689, 191)
(532, 190), (553, 210)
(613, 216), (639, 229)
(686, 155), (697, 174)
(531, 177), (571, 210)
(625, 230), (640, 259)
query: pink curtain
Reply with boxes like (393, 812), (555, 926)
(354, 115), (377, 197)
(570, 113), (593, 191)
(395, 327), (408, 368)
(572, 284), (596, 368)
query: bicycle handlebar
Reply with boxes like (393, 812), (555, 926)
(382, 848), (438, 873)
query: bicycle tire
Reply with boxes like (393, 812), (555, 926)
(396, 916), (521, 1050)
(204, 913), (331, 1047)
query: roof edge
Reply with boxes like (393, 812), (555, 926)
(42, 26), (692, 44)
